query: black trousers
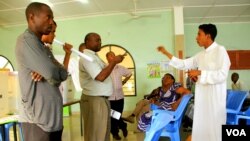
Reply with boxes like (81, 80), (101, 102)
(110, 99), (127, 136)
(22, 123), (63, 141)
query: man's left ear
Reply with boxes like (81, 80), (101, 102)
(29, 13), (36, 23)
(206, 34), (211, 39)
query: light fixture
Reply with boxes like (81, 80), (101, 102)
(31, 0), (54, 7)
(77, 0), (89, 4)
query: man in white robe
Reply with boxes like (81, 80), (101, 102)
(157, 23), (231, 141)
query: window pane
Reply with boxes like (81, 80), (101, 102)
(98, 45), (136, 96)
(0, 56), (14, 71)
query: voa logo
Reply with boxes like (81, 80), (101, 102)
(226, 129), (246, 136)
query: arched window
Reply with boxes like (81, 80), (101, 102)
(97, 44), (136, 96)
(0, 55), (14, 71)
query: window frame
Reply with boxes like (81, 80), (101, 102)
(0, 55), (14, 71)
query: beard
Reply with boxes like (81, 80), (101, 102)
(95, 46), (101, 52)
(43, 25), (52, 35)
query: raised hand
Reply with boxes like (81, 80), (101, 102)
(113, 55), (125, 64)
(157, 46), (167, 54)
(157, 45), (173, 59)
(63, 43), (73, 54)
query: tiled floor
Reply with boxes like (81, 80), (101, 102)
(62, 113), (145, 141)
(6, 113), (190, 141)
(62, 113), (191, 141)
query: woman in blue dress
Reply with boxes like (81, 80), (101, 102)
(138, 73), (191, 131)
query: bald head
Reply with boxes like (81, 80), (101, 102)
(106, 51), (115, 63)
(78, 43), (86, 53)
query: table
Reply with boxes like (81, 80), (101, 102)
(63, 99), (83, 136)
(0, 99), (83, 141)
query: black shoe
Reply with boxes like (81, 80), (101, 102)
(113, 134), (121, 140)
(121, 128), (128, 137)
(183, 127), (192, 132)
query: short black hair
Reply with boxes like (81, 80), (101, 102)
(84, 32), (96, 43)
(78, 42), (85, 51)
(25, 2), (49, 21)
(199, 23), (217, 41)
(231, 72), (239, 78)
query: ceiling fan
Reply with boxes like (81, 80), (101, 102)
(128, 0), (161, 19)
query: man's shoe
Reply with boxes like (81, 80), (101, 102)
(121, 128), (128, 137)
(113, 134), (121, 140)
(122, 115), (135, 123)
(183, 126), (192, 132)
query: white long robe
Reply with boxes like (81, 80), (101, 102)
(169, 42), (231, 141)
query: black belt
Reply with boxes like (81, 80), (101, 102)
(101, 96), (109, 99)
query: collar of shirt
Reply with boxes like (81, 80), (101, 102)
(84, 49), (107, 66)
(235, 80), (241, 85)
(26, 29), (44, 45)
(205, 42), (217, 52)
(113, 65), (118, 70)
(84, 49), (96, 55)
(44, 43), (52, 50)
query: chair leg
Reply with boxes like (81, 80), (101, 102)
(4, 123), (12, 141)
(145, 129), (162, 141)
(4, 122), (24, 141)
(17, 123), (24, 141)
(0, 125), (3, 141)
(170, 131), (180, 141)
(245, 108), (250, 125)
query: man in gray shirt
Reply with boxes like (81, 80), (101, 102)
(15, 2), (68, 141)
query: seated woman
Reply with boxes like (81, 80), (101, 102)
(123, 73), (190, 130)
(123, 83), (165, 123)
(137, 73), (190, 131)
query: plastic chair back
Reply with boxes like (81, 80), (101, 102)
(245, 107), (250, 124)
(226, 90), (248, 125)
(150, 104), (159, 110)
(145, 94), (193, 141)
(227, 90), (247, 111)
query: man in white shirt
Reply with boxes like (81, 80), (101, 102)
(79, 32), (124, 141)
(106, 51), (132, 140)
(157, 23), (231, 141)
(231, 72), (243, 90)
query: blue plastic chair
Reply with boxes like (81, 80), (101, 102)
(145, 94), (193, 141)
(4, 122), (24, 141)
(150, 103), (159, 110)
(0, 125), (3, 141)
(235, 105), (250, 125)
(226, 90), (248, 125)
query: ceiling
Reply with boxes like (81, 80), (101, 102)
(0, 0), (250, 27)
